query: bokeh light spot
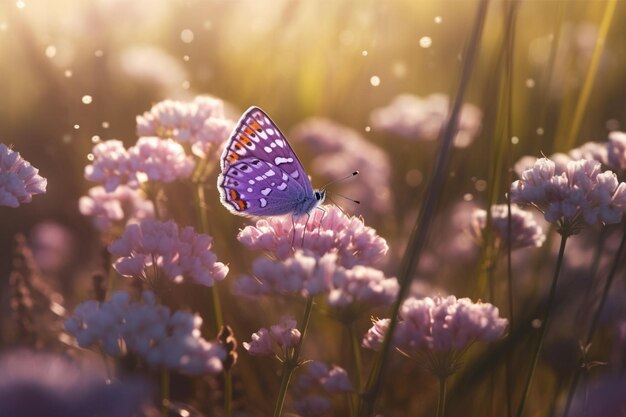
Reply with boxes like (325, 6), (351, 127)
(419, 36), (432, 48)
(370, 75), (381, 87)
(82, 95), (93, 104)
(181, 29), (194, 43)
(45, 45), (57, 59)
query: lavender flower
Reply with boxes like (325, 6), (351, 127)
(234, 250), (398, 317)
(297, 361), (353, 394)
(0, 143), (47, 207)
(511, 158), (626, 233)
(370, 93), (482, 147)
(65, 290), (226, 375)
(469, 204), (546, 249)
(136, 96), (234, 158)
(0, 350), (151, 417)
(79, 185), (154, 234)
(363, 296), (508, 376)
(238, 205), (389, 268)
(243, 318), (301, 358)
(607, 131), (626, 171)
(84, 140), (136, 192)
(128, 137), (194, 183)
(290, 118), (392, 215)
(109, 219), (228, 287)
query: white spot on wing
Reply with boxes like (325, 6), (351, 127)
(282, 172), (288, 181)
(247, 188), (253, 192)
(261, 188), (272, 196)
(265, 170), (276, 177)
(275, 139), (285, 148)
(275, 157), (293, 165)
(249, 179), (255, 185)
(255, 176), (264, 181)
(277, 182), (287, 191)
(260, 198), (267, 207)
(267, 128), (275, 135)
(264, 146), (272, 153)
(291, 170), (300, 179)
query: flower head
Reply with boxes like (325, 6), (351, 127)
(84, 140), (136, 192)
(363, 295), (508, 376)
(290, 118), (392, 215)
(607, 131), (626, 171)
(128, 137), (194, 183)
(136, 96), (233, 158)
(65, 291), (226, 375)
(0, 350), (151, 417)
(108, 219), (228, 287)
(79, 185), (154, 234)
(297, 361), (353, 394)
(243, 317), (301, 358)
(511, 158), (626, 233)
(469, 204), (546, 249)
(238, 205), (388, 268)
(370, 93), (482, 148)
(0, 144), (47, 207)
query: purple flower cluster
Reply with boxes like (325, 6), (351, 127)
(469, 204), (546, 249)
(234, 251), (398, 314)
(78, 185), (154, 234)
(607, 131), (626, 171)
(0, 143), (47, 208)
(243, 318), (301, 357)
(84, 138), (194, 192)
(297, 361), (354, 394)
(363, 295), (508, 354)
(290, 118), (393, 215)
(370, 93), (482, 147)
(65, 291), (226, 375)
(136, 96), (234, 158)
(238, 205), (389, 268)
(109, 219), (228, 287)
(511, 158), (626, 230)
(0, 350), (150, 417)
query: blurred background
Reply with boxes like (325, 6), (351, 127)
(1, 0), (626, 415)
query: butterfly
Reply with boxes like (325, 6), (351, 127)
(217, 107), (326, 218)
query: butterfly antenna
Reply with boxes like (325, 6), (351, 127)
(326, 195), (348, 216)
(321, 171), (359, 191)
(333, 192), (361, 205)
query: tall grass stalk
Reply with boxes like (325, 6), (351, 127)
(357, 1), (489, 415)
(561, 221), (626, 417)
(515, 232), (569, 417)
(562, 0), (618, 151)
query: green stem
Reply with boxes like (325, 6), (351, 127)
(161, 367), (170, 417)
(348, 321), (363, 417)
(516, 232), (569, 417)
(436, 376), (448, 417)
(358, 2), (489, 416)
(561, 221), (626, 417)
(272, 296), (315, 417)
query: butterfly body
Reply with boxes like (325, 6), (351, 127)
(217, 107), (325, 217)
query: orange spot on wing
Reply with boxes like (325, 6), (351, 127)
(227, 152), (240, 163)
(238, 133), (252, 145)
(244, 126), (255, 136)
(229, 189), (238, 200)
(250, 120), (262, 131)
(235, 200), (246, 210)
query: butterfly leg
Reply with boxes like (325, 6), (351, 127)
(315, 206), (327, 238)
(301, 213), (311, 248)
(290, 214), (297, 249)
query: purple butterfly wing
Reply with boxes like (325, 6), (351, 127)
(218, 107), (316, 217)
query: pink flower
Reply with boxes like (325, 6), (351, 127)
(136, 96), (234, 158)
(84, 140), (136, 192)
(370, 93), (482, 148)
(78, 185), (154, 233)
(243, 318), (301, 358)
(238, 205), (389, 268)
(298, 361), (353, 394)
(290, 118), (392, 215)
(469, 204), (546, 249)
(511, 158), (626, 232)
(328, 265), (399, 311)
(108, 219), (228, 287)
(363, 296), (508, 375)
(0, 144), (47, 207)
(607, 131), (626, 171)
(128, 137), (194, 183)
(65, 290), (226, 375)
